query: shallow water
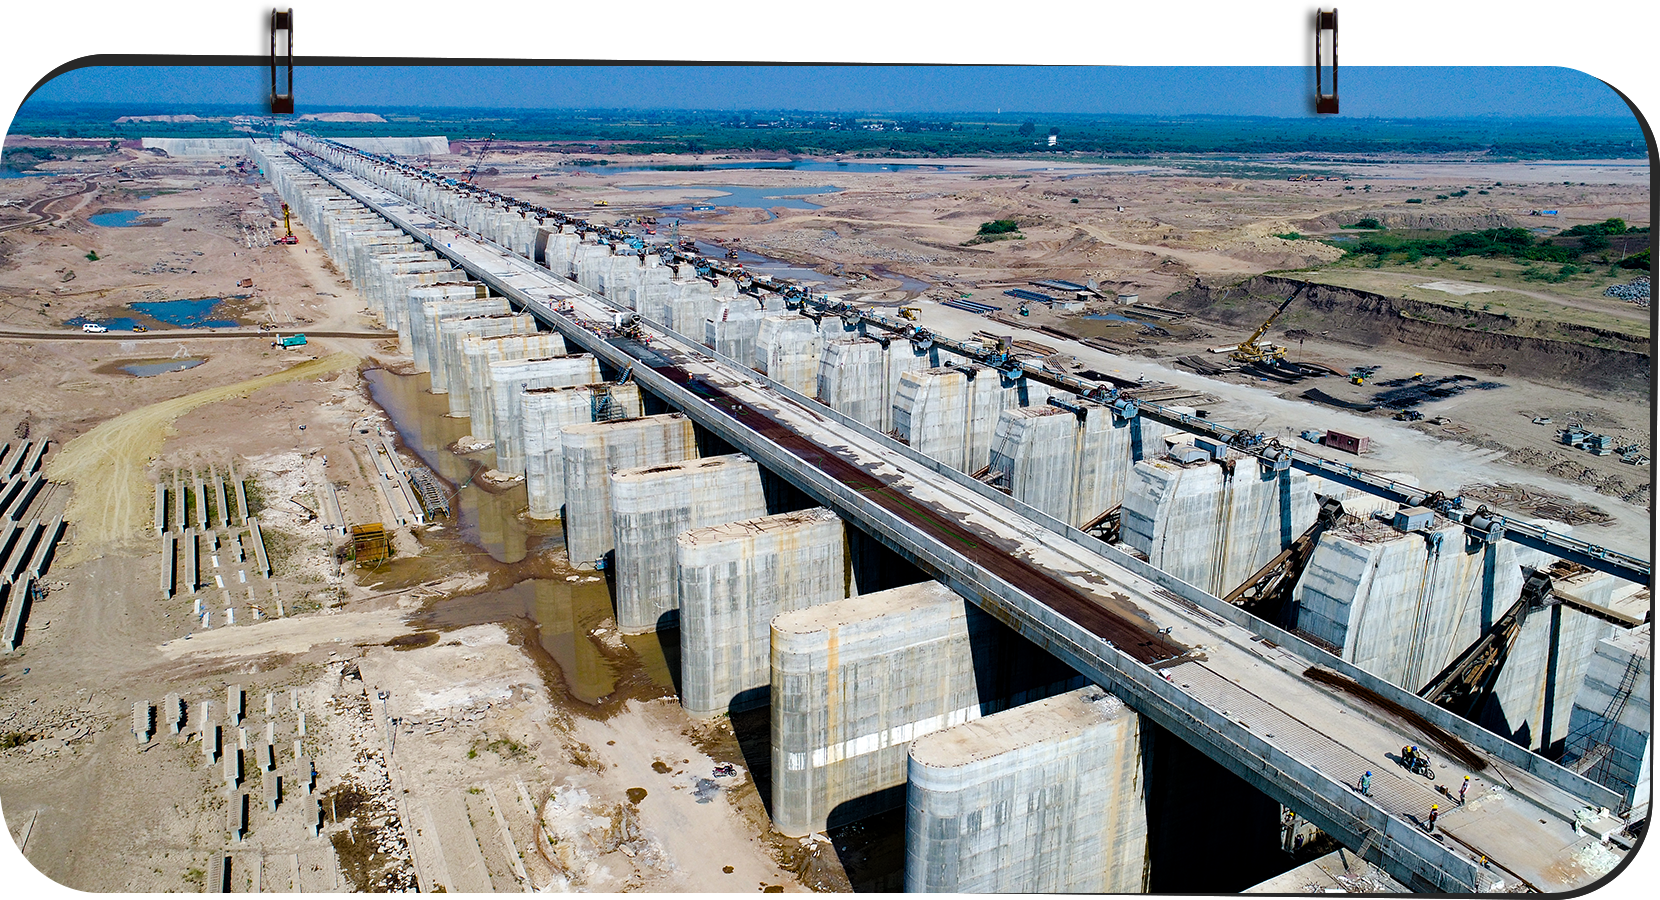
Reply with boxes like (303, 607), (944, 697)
(89, 209), (148, 227)
(416, 577), (622, 704)
(618, 183), (841, 210)
(364, 368), (563, 565)
(130, 298), (238, 328)
(122, 358), (206, 377)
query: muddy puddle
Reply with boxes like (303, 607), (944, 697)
(364, 367), (563, 565)
(417, 578), (623, 705)
(364, 366), (677, 709)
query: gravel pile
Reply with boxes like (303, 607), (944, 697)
(1603, 276), (1650, 305)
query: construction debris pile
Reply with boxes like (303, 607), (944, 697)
(1459, 482), (1615, 526)
(1602, 276), (1649, 306)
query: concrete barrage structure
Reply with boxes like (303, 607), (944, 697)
(755, 316), (825, 396)
(1122, 454), (1317, 596)
(1290, 513), (1606, 752)
(522, 382), (644, 519)
(433, 313), (537, 402)
(561, 414), (698, 569)
(905, 684), (1148, 893)
(987, 402), (1174, 528)
(609, 454), (770, 633)
(770, 580), (1083, 836)
(405, 286), (497, 371)
(677, 507), (849, 716)
(487, 355), (602, 475)
(893, 366), (1053, 474)
(1558, 624), (1652, 815)
(458, 332), (571, 438)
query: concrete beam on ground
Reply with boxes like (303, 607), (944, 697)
(160, 531), (176, 598)
(193, 469), (209, 532)
(154, 481), (167, 535)
(18, 438), (48, 478)
(212, 464), (231, 529)
(246, 518), (271, 577)
(1, 441), (27, 480)
(0, 579), (31, 652)
(232, 463), (250, 526)
(185, 529), (200, 593)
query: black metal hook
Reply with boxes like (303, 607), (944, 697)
(271, 9), (294, 114)
(1315, 9), (1338, 114)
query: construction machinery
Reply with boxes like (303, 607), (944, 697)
(1227, 283), (1308, 365)
(1350, 365), (1381, 385)
(898, 306), (921, 321)
(462, 133), (496, 186)
(1222, 495), (1348, 624)
(273, 203), (298, 245)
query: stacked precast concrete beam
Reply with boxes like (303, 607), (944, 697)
(609, 455), (770, 633)
(1122, 454), (1317, 597)
(523, 383), (644, 519)
(770, 581), (1084, 836)
(677, 507), (848, 716)
(905, 684), (1149, 893)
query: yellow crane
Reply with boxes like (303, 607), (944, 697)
(1228, 283), (1307, 365)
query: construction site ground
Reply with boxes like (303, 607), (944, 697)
(0, 139), (1650, 892)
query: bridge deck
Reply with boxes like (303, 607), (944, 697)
(285, 146), (1625, 892)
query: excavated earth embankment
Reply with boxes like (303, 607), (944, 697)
(1165, 275), (1650, 395)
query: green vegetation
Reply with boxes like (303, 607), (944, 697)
(1344, 218), (1382, 230)
(977, 219), (1021, 235)
(1331, 225), (1649, 270)
(84, 251), (99, 262)
(0, 732), (33, 749)
(1405, 198), (1424, 204)
(1273, 232), (1304, 241)
(8, 104), (1650, 160)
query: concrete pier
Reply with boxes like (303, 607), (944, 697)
(609, 454), (770, 633)
(755, 316), (825, 395)
(433, 313), (536, 399)
(458, 332), (570, 432)
(770, 581), (1082, 836)
(486, 355), (602, 474)
(522, 383), (644, 519)
(1122, 452), (1316, 596)
(561, 414), (698, 569)
(405, 284), (493, 370)
(987, 402), (1172, 527)
(1559, 624), (1651, 812)
(894, 367), (1051, 473)
(704, 300), (766, 361)
(677, 507), (847, 716)
(905, 685), (1148, 893)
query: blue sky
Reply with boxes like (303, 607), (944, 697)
(23, 65), (1637, 118)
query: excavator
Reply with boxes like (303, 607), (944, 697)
(273, 203), (298, 245)
(1227, 282), (1308, 365)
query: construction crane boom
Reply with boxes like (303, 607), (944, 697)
(1229, 282), (1308, 364)
(462, 133), (497, 186)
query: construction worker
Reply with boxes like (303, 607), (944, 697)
(1426, 804), (1440, 833)
(1359, 771), (1373, 796)
(1459, 775), (1470, 805)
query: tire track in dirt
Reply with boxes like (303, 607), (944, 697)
(44, 352), (358, 562)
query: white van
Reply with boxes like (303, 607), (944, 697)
(81, 323), (108, 333)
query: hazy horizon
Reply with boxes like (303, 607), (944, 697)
(18, 65), (1641, 120)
